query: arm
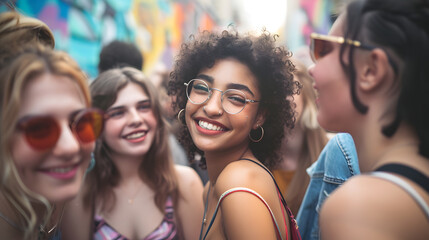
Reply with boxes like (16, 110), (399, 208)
(175, 165), (204, 240)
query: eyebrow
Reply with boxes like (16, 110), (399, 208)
(196, 74), (256, 97)
(106, 105), (125, 113)
(196, 74), (214, 83)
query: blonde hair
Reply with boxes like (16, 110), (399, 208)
(284, 59), (328, 215)
(0, 11), (54, 64)
(0, 45), (89, 239)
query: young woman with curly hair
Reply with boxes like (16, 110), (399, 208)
(168, 29), (301, 240)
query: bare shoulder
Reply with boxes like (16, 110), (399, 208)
(174, 164), (204, 201)
(215, 160), (274, 195)
(214, 159), (279, 214)
(320, 175), (429, 240)
(321, 176), (382, 218)
(174, 165), (204, 240)
(212, 160), (284, 239)
(174, 164), (203, 187)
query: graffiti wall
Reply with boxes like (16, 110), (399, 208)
(285, 0), (334, 65)
(1, 0), (217, 78)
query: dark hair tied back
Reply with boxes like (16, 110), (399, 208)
(345, 0), (429, 158)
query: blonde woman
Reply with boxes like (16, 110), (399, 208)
(0, 45), (103, 239)
(273, 59), (329, 215)
(0, 11), (55, 61)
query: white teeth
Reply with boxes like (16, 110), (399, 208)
(49, 167), (73, 173)
(198, 120), (224, 131)
(125, 132), (146, 139)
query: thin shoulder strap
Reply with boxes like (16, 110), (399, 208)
(240, 158), (301, 240)
(369, 171), (429, 221)
(199, 186), (211, 239)
(240, 158), (297, 218)
(202, 187), (282, 240)
(240, 158), (288, 207)
(376, 163), (429, 193)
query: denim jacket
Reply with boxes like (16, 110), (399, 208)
(296, 133), (360, 240)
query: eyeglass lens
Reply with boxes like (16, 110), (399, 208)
(18, 109), (104, 151)
(186, 79), (248, 114)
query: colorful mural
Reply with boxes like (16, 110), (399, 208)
(1, 0), (334, 74)
(1, 0), (217, 78)
(285, 0), (334, 64)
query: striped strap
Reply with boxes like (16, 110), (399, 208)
(202, 187), (282, 240)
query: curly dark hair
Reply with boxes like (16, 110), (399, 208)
(341, 0), (429, 158)
(168, 29), (300, 169)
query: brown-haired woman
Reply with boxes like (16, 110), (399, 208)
(62, 67), (204, 240)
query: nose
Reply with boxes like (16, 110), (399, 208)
(127, 108), (143, 127)
(203, 89), (224, 116)
(52, 121), (80, 158)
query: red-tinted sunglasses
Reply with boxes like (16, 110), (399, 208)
(310, 33), (375, 62)
(310, 33), (398, 74)
(16, 108), (104, 151)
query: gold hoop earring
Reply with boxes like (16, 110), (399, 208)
(249, 125), (264, 143)
(177, 109), (186, 125)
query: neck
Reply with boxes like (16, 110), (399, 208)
(110, 153), (143, 180)
(204, 143), (251, 186)
(352, 121), (420, 172)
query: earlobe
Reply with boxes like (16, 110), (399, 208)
(254, 110), (267, 129)
(358, 49), (391, 92)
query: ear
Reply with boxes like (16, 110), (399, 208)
(253, 109), (267, 129)
(357, 49), (392, 92)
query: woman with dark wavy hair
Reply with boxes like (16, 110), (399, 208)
(309, 0), (429, 239)
(168, 29), (301, 240)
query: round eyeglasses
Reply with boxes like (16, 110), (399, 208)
(184, 79), (260, 114)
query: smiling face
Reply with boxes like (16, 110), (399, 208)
(309, 15), (359, 133)
(185, 58), (264, 154)
(103, 82), (157, 159)
(11, 73), (93, 203)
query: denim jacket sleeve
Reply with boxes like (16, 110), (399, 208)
(296, 133), (360, 240)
